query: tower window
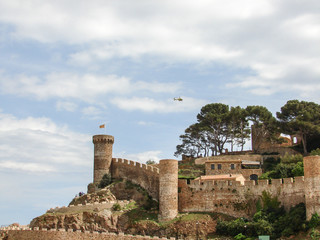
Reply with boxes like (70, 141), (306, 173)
(211, 164), (215, 170)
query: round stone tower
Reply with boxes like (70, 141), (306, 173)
(93, 135), (114, 185)
(304, 155), (320, 220)
(158, 159), (178, 221)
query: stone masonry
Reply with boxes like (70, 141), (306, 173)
(93, 135), (114, 184)
(158, 159), (178, 221)
(0, 229), (178, 240)
(92, 134), (320, 221)
(304, 156), (320, 220)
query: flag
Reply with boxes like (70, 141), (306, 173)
(99, 124), (105, 128)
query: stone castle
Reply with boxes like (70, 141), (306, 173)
(1, 134), (320, 240)
(92, 134), (320, 221)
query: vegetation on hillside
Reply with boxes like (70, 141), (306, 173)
(259, 154), (304, 179)
(98, 173), (113, 188)
(216, 191), (320, 239)
(178, 158), (205, 179)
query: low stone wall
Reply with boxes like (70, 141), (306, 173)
(195, 154), (262, 165)
(257, 147), (299, 156)
(0, 229), (178, 240)
(46, 200), (129, 214)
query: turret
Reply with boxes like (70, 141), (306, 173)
(92, 135), (114, 185)
(304, 155), (320, 220)
(158, 159), (178, 221)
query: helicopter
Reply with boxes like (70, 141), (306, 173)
(173, 97), (183, 101)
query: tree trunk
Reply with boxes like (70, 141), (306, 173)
(301, 132), (308, 155)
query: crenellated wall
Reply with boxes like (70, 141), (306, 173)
(0, 228), (177, 240)
(111, 158), (159, 200)
(178, 176), (306, 218)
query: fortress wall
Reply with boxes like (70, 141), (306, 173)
(178, 176), (306, 218)
(178, 179), (252, 218)
(0, 229), (175, 240)
(111, 158), (159, 200)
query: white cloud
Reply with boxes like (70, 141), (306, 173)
(0, 111), (61, 132)
(134, 81), (182, 94)
(0, 110), (92, 173)
(81, 106), (103, 119)
(117, 150), (162, 164)
(111, 96), (207, 113)
(0, 72), (131, 101)
(0, 72), (182, 103)
(56, 101), (78, 112)
(0, 0), (274, 44)
(0, 161), (56, 173)
(137, 121), (155, 126)
(0, 0), (319, 100)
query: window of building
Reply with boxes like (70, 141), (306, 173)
(218, 164), (222, 170)
(211, 164), (215, 170)
(231, 164), (235, 170)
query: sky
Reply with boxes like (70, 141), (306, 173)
(0, 0), (319, 226)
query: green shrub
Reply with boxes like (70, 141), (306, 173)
(112, 203), (121, 211)
(218, 198), (306, 239)
(253, 219), (273, 236)
(308, 213), (320, 229)
(273, 203), (306, 237)
(234, 233), (246, 240)
(261, 191), (280, 212)
(280, 153), (303, 164)
(146, 159), (156, 165)
(268, 163), (295, 179)
(311, 148), (320, 156)
(310, 228), (320, 240)
(262, 157), (280, 172)
(98, 173), (112, 188)
(258, 172), (270, 180)
(143, 195), (158, 210)
(292, 161), (304, 176)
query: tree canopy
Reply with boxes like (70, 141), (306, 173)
(277, 100), (320, 154)
(175, 100), (320, 157)
(175, 103), (251, 157)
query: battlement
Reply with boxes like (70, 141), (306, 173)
(182, 176), (305, 192)
(111, 158), (160, 200)
(92, 135), (114, 144)
(0, 228), (178, 240)
(112, 158), (160, 174)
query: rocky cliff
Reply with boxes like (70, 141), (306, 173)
(29, 180), (231, 239)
